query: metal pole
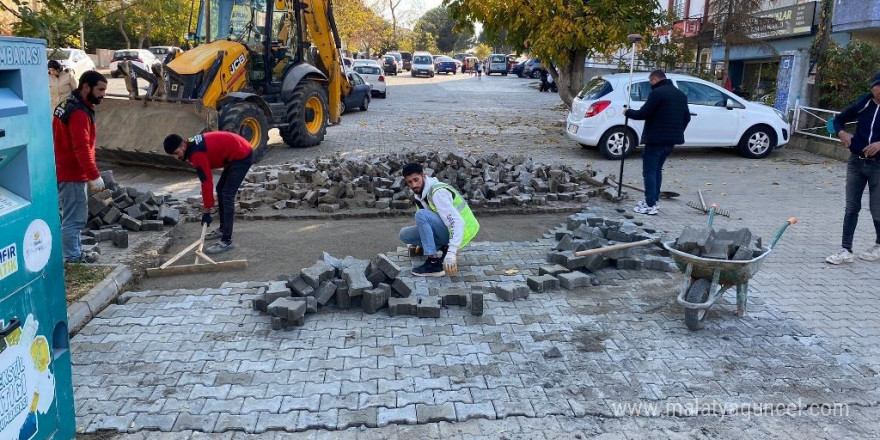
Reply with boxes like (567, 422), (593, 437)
(617, 34), (642, 200)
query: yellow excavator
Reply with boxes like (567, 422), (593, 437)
(95, 0), (349, 169)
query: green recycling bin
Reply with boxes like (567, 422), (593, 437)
(0, 36), (76, 439)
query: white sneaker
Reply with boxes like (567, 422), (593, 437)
(634, 200), (647, 211)
(859, 244), (880, 261)
(633, 204), (659, 215)
(826, 248), (854, 265)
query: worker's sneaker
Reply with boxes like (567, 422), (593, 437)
(825, 248), (854, 265)
(633, 203), (659, 215)
(205, 241), (234, 254)
(205, 228), (223, 240)
(859, 244), (880, 261)
(412, 257), (445, 277)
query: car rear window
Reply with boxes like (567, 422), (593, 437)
(113, 51), (139, 60)
(414, 56), (432, 64)
(47, 49), (72, 60)
(354, 66), (381, 75)
(578, 78), (613, 100)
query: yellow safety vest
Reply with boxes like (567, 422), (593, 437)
(421, 182), (480, 248)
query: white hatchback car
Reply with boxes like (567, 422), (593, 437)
(109, 49), (161, 78)
(46, 48), (96, 80)
(565, 72), (790, 159)
(351, 64), (386, 98)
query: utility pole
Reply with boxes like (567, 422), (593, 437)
(80, 21), (85, 51)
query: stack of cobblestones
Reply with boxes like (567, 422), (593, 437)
(82, 170), (181, 250)
(181, 152), (620, 215)
(254, 253), (484, 329)
(673, 226), (763, 260)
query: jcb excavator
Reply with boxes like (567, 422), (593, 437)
(95, 0), (349, 169)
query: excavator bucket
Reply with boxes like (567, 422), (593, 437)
(94, 96), (219, 171)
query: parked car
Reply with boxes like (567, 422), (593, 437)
(506, 54), (518, 72)
(411, 52), (435, 78)
(343, 57), (354, 69)
(511, 60), (527, 77)
(341, 71), (371, 113)
(485, 54), (508, 75)
(400, 51), (412, 71)
(109, 49), (161, 78)
(352, 59), (380, 69)
(434, 56), (457, 75)
(148, 46), (183, 63)
(564, 73), (791, 160)
(382, 55), (398, 75)
(46, 48), (96, 80)
(464, 56), (480, 73)
(352, 64), (386, 98)
(385, 52), (403, 73)
(524, 58), (543, 78)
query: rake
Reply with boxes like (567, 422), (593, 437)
(686, 190), (731, 217)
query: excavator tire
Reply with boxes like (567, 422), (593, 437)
(219, 102), (270, 162)
(281, 80), (328, 148)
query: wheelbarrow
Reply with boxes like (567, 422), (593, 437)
(662, 206), (797, 330)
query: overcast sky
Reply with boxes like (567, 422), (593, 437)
(377, 0), (448, 28)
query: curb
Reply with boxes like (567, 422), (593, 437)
(787, 134), (848, 162)
(67, 264), (133, 335)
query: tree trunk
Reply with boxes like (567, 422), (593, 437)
(809, 0), (834, 106)
(118, 3), (130, 49)
(388, 0), (398, 47)
(556, 51), (587, 108)
(138, 21), (152, 48)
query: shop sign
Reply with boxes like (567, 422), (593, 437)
(750, 2), (817, 39)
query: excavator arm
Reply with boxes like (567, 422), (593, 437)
(300, 0), (350, 124)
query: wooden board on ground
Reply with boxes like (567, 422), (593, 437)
(146, 259), (248, 277)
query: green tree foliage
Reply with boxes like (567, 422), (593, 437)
(4, 0), (88, 48)
(818, 41), (880, 110)
(415, 5), (471, 54)
(337, 0), (392, 55)
(641, 11), (695, 72)
(445, 0), (660, 106)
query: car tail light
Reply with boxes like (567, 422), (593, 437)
(378, 76), (385, 82)
(136, 58), (143, 64)
(585, 100), (611, 118)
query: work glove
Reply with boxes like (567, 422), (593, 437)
(88, 177), (105, 192)
(201, 212), (212, 226)
(443, 249), (458, 275)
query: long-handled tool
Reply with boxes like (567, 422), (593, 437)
(686, 190), (731, 217)
(573, 237), (665, 257)
(147, 223), (248, 277)
(610, 180), (680, 199)
(616, 33), (643, 200)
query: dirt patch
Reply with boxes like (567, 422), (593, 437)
(572, 327), (613, 353)
(65, 264), (112, 304)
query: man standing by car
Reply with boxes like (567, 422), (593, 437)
(825, 72), (880, 265)
(163, 131), (254, 254)
(624, 69), (690, 215)
(398, 163), (480, 277)
(53, 70), (107, 263)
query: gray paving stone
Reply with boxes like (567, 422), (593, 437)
(377, 404), (418, 427)
(172, 412), (219, 431)
(337, 407), (378, 429)
(133, 413), (179, 431)
(295, 408), (339, 431)
(214, 412), (260, 433)
(416, 402), (456, 424)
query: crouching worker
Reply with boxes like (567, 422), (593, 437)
(398, 163), (480, 277)
(163, 132), (254, 254)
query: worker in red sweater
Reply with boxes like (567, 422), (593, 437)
(163, 131), (254, 254)
(53, 70), (108, 263)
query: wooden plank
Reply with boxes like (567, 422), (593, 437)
(195, 251), (217, 264)
(146, 259), (248, 277)
(195, 223), (207, 265)
(159, 238), (203, 269)
(573, 239), (658, 257)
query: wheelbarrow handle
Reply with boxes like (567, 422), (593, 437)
(769, 217), (797, 249)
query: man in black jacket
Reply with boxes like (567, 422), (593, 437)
(826, 71), (880, 265)
(624, 70), (690, 215)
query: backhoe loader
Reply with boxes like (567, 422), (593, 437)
(95, 0), (349, 169)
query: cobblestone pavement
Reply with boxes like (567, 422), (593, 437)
(79, 75), (880, 437)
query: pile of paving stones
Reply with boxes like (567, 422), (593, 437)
(82, 170), (181, 249)
(180, 151), (622, 215)
(673, 226), (763, 260)
(254, 253), (483, 329)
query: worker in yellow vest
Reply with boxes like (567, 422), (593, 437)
(398, 163), (480, 277)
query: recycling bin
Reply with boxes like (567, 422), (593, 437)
(0, 36), (76, 440)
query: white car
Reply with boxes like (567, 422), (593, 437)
(351, 64), (386, 98)
(351, 59), (380, 69)
(565, 72), (790, 159)
(411, 52), (434, 78)
(46, 48), (96, 80)
(109, 49), (161, 78)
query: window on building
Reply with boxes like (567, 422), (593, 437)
(672, 0), (685, 19)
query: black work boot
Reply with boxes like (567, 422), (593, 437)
(412, 255), (445, 277)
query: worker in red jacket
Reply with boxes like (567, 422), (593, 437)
(163, 131), (254, 254)
(53, 70), (108, 263)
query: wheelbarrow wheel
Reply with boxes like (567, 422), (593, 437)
(685, 278), (711, 331)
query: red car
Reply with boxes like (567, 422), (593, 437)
(506, 54), (518, 72)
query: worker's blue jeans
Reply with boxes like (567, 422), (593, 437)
(642, 145), (674, 207)
(216, 153), (253, 243)
(841, 154), (880, 251)
(399, 209), (449, 256)
(58, 182), (88, 261)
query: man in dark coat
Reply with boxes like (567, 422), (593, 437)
(624, 69), (690, 215)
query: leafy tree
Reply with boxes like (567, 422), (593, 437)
(473, 42), (490, 60)
(415, 5), (471, 54)
(3, 0), (88, 48)
(708, 0), (776, 78)
(641, 11), (695, 72)
(818, 41), (880, 110)
(446, 0), (661, 106)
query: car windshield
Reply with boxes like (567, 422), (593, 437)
(47, 49), (72, 60)
(150, 48), (169, 55)
(354, 66), (381, 75)
(490, 55), (505, 62)
(578, 78), (613, 100)
(413, 55), (432, 64)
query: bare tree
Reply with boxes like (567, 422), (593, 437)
(708, 0), (776, 77)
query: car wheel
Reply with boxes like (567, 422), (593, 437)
(599, 127), (637, 160)
(381, 91), (387, 99)
(502, 72), (507, 76)
(453, 71), (457, 75)
(360, 96), (369, 111)
(340, 100), (346, 114)
(430, 73), (434, 78)
(111, 70), (120, 78)
(738, 125), (776, 159)
(531, 70), (541, 79)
